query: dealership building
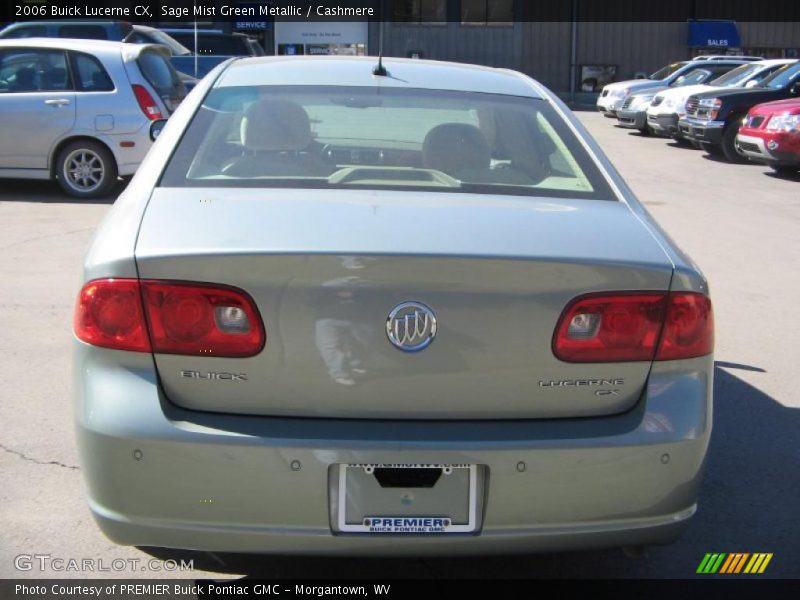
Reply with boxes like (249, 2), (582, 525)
(7, 0), (797, 97)
(155, 0), (800, 97)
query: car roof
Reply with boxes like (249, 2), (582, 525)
(0, 37), (126, 51)
(754, 58), (798, 66)
(217, 56), (543, 98)
(0, 37), (157, 58)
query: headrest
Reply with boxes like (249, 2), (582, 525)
(241, 98), (313, 152)
(422, 123), (491, 175)
(15, 67), (36, 86)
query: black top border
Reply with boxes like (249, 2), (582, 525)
(2, 0), (800, 24)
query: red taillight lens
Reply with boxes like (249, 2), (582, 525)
(553, 293), (667, 362)
(655, 293), (714, 360)
(140, 281), (265, 357)
(553, 292), (713, 363)
(74, 279), (150, 352)
(74, 279), (265, 357)
(132, 84), (163, 120)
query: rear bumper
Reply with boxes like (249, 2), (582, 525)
(74, 346), (712, 555)
(677, 118), (725, 146)
(616, 109), (647, 129)
(736, 132), (800, 167)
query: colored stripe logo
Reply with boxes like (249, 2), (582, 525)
(697, 553), (773, 574)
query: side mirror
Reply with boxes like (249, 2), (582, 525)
(745, 80), (758, 88)
(791, 82), (800, 96)
(149, 119), (167, 142)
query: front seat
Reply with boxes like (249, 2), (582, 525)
(422, 123), (491, 179)
(223, 98), (332, 178)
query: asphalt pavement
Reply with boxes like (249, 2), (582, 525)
(0, 112), (798, 579)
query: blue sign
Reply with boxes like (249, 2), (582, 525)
(688, 21), (741, 48)
(233, 3), (273, 31)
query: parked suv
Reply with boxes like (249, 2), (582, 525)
(0, 38), (186, 197)
(647, 60), (793, 141)
(679, 60), (800, 162)
(597, 56), (761, 117)
(736, 98), (800, 174)
(616, 61), (748, 133)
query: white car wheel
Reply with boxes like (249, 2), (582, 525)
(57, 141), (118, 199)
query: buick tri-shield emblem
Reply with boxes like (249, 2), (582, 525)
(386, 302), (437, 352)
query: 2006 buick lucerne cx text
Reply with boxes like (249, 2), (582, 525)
(73, 56), (714, 555)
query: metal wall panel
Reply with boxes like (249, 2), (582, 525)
(519, 22), (573, 92)
(376, 19), (800, 94)
(576, 22), (687, 83)
(738, 21), (800, 48)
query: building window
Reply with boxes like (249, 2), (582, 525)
(393, 0), (447, 24)
(461, 0), (513, 25)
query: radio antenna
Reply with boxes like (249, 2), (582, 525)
(373, 53), (388, 77)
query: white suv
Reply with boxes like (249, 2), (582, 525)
(0, 38), (186, 197)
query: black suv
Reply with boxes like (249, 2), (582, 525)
(679, 60), (800, 162)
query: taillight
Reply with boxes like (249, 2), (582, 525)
(132, 84), (163, 120)
(553, 292), (713, 363)
(74, 279), (265, 357)
(655, 293), (714, 360)
(74, 279), (150, 352)
(140, 281), (264, 357)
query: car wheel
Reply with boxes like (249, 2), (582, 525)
(700, 142), (722, 156)
(56, 140), (118, 199)
(770, 165), (800, 176)
(721, 123), (748, 164)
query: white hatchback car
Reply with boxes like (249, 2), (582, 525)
(0, 38), (186, 197)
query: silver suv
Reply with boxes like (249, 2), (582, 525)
(0, 38), (186, 198)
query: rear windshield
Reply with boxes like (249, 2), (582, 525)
(160, 85), (615, 200)
(170, 33), (251, 56)
(137, 51), (180, 96)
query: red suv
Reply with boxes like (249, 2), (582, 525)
(736, 98), (800, 175)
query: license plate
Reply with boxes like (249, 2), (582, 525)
(336, 464), (478, 534)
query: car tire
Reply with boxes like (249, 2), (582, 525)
(770, 165), (800, 176)
(700, 141), (722, 156)
(721, 123), (748, 164)
(56, 140), (118, 199)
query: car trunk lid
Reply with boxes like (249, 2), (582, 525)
(135, 188), (673, 420)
